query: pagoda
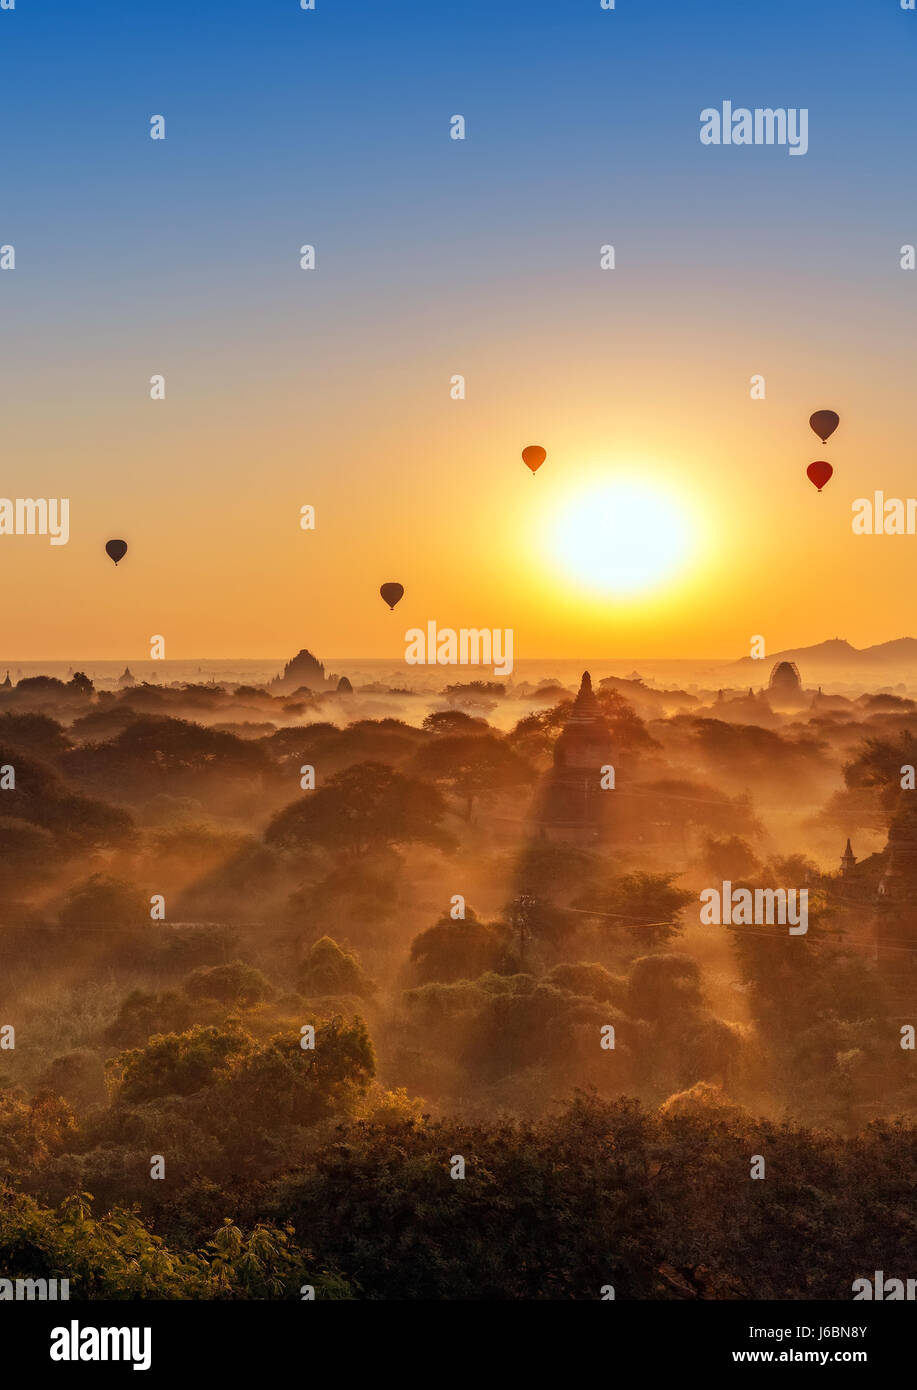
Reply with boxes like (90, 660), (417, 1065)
(840, 838), (857, 877)
(875, 801), (917, 971)
(269, 649), (329, 694)
(532, 672), (615, 844)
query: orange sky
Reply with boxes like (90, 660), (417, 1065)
(2, 302), (914, 664)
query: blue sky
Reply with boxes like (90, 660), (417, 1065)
(2, 0), (912, 292)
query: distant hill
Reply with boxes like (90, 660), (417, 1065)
(729, 637), (917, 679)
(860, 637), (917, 662)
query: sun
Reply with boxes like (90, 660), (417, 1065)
(550, 479), (694, 596)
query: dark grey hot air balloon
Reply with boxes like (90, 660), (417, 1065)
(380, 582), (404, 610)
(105, 539), (128, 566)
(809, 410), (839, 444)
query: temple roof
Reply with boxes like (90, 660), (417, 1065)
(565, 670), (601, 723)
(769, 659), (802, 690)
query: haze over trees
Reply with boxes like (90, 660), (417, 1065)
(0, 669), (914, 1297)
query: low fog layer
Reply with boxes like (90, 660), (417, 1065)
(0, 652), (914, 1298)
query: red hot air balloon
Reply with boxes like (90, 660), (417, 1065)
(380, 582), (404, 610)
(105, 539), (128, 565)
(521, 445), (546, 475)
(809, 410), (839, 444)
(807, 461), (833, 493)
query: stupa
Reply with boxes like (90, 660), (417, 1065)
(269, 649), (330, 694)
(532, 672), (615, 844)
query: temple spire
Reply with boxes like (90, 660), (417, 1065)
(532, 669), (614, 842)
(568, 670), (600, 720)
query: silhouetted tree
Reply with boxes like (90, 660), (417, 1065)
(413, 734), (534, 820)
(299, 937), (373, 997)
(409, 909), (516, 983)
(265, 762), (453, 856)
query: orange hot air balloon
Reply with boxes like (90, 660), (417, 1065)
(807, 461), (833, 493)
(809, 410), (839, 444)
(380, 582), (404, 610)
(521, 445), (546, 475)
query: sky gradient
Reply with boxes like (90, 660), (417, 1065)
(1, 0), (915, 661)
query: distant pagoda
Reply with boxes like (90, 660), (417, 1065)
(840, 838), (857, 877)
(532, 671), (615, 844)
(270, 648), (331, 694)
(877, 803), (917, 904)
(872, 802), (917, 973)
(768, 660), (802, 695)
(766, 659), (806, 710)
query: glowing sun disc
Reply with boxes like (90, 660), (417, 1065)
(551, 480), (692, 595)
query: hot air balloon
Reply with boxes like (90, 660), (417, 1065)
(105, 539), (128, 565)
(806, 461), (833, 493)
(809, 410), (839, 444)
(521, 445), (546, 475)
(380, 582), (404, 610)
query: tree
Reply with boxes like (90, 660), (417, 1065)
(595, 689), (660, 750)
(0, 1187), (354, 1298)
(0, 739), (132, 852)
(184, 961), (274, 1007)
(626, 952), (705, 1020)
(412, 734), (534, 820)
(0, 712), (71, 758)
(62, 716), (271, 804)
(409, 909), (515, 983)
(442, 681), (505, 700)
(690, 717), (830, 794)
(284, 861), (400, 945)
(58, 875), (148, 932)
(112, 1024), (252, 1104)
(103, 989), (194, 1049)
(421, 710), (490, 737)
(265, 761), (453, 856)
(298, 937), (373, 997)
(844, 731), (917, 822)
(629, 778), (761, 840)
(572, 872), (693, 947)
(0, 820), (57, 894)
(702, 834), (762, 881)
(201, 1019), (376, 1141)
(67, 672), (94, 696)
(14, 676), (66, 694)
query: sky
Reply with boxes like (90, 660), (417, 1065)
(0, 0), (915, 662)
